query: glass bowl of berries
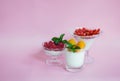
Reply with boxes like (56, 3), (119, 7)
(74, 27), (101, 39)
(73, 27), (102, 64)
(43, 34), (66, 65)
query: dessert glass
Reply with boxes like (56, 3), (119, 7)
(43, 46), (65, 65)
(65, 49), (86, 72)
(74, 33), (101, 64)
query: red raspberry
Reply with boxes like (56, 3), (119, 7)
(74, 27), (100, 36)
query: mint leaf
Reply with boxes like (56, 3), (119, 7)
(62, 40), (72, 47)
(59, 34), (65, 41)
(67, 44), (80, 53)
(62, 40), (67, 43)
(52, 37), (59, 44)
(52, 34), (65, 44)
(52, 37), (58, 41)
(75, 46), (80, 49)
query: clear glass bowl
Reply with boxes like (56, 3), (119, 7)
(43, 44), (65, 65)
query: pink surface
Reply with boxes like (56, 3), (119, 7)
(0, 0), (120, 81)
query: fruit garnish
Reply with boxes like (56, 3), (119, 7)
(43, 41), (65, 51)
(68, 38), (77, 45)
(52, 34), (65, 44)
(74, 27), (100, 36)
(43, 34), (66, 51)
(63, 38), (86, 53)
(63, 39), (85, 53)
(67, 45), (80, 53)
(77, 40), (85, 49)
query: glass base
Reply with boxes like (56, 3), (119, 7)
(65, 65), (84, 72)
(46, 59), (62, 65)
(85, 56), (94, 64)
(85, 50), (94, 64)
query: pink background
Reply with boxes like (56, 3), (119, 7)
(0, 0), (120, 81)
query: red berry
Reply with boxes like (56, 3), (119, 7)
(43, 41), (65, 51)
(74, 27), (100, 36)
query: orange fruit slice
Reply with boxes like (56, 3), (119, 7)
(77, 40), (85, 49)
(68, 38), (77, 45)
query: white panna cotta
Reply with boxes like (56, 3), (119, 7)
(65, 50), (85, 68)
(44, 50), (63, 56)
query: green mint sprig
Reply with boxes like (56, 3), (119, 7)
(52, 34), (65, 44)
(51, 34), (81, 52)
(62, 40), (80, 52)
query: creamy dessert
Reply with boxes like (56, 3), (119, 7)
(65, 50), (85, 68)
(64, 38), (86, 69)
(44, 49), (64, 56)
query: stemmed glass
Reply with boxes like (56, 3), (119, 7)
(74, 33), (101, 64)
(43, 33), (66, 65)
(43, 44), (65, 65)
